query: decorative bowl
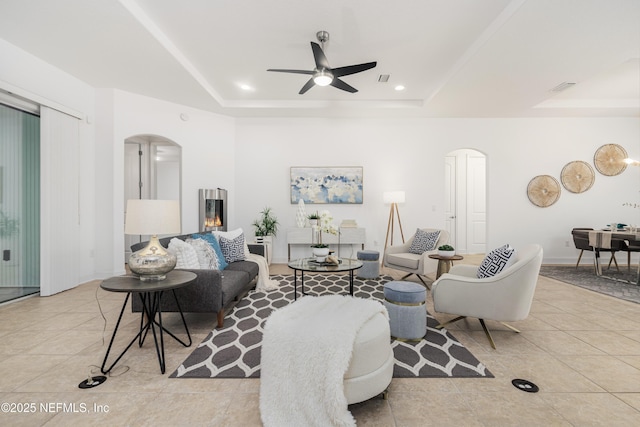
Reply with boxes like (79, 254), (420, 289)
(438, 250), (456, 257)
(312, 247), (330, 262)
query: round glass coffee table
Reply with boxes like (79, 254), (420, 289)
(287, 258), (363, 300)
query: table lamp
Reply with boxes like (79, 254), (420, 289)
(125, 199), (181, 281)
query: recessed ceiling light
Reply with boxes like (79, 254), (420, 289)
(239, 83), (254, 91)
(394, 85), (405, 91)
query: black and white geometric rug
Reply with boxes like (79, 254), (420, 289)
(171, 274), (492, 379)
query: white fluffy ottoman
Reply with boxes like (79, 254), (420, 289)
(344, 309), (394, 404)
(259, 295), (393, 426)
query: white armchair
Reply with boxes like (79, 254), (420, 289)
(383, 228), (450, 287)
(431, 244), (543, 349)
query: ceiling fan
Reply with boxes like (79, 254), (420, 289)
(267, 31), (377, 94)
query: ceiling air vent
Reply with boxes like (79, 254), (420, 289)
(550, 82), (576, 92)
(378, 74), (390, 83)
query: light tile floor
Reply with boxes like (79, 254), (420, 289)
(1, 256), (640, 426)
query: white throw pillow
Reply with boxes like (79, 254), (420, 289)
(212, 228), (243, 240)
(168, 238), (200, 269)
(188, 238), (218, 269)
(477, 244), (516, 278)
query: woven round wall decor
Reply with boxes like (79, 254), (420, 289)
(527, 175), (561, 207)
(560, 161), (595, 193)
(593, 144), (628, 176)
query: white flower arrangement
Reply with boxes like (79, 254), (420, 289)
(311, 210), (338, 247)
(318, 210), (338, 236)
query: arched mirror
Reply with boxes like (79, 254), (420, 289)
(124, 135), (182, 261)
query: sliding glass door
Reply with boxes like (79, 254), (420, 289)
(0, 103), (40, 302)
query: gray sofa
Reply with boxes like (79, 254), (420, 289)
(130, 231), (263, 328)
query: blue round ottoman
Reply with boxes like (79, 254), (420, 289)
(383, 281), (427, 341)
(357, 250), (380, 279)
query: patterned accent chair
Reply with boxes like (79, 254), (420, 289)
(383, 228), (449, 287)
(431, 244), (543, 349)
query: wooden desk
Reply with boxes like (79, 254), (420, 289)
(286, 227), (365, 260)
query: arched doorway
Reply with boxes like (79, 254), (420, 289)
(444, 149), (486, 254)
(124, 135), (182, 261)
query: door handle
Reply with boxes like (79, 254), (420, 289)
(449, 216), (456, 219)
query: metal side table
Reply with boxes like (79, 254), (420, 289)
(100, 270), (196, 374)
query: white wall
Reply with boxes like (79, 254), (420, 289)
(235, 117), (640, 264)
(94, 90), (237, 276)
(0, 39), (94, 115)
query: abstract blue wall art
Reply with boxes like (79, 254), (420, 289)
(290, 167), (363, 204)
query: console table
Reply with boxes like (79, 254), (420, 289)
(287, 227), (366, 260)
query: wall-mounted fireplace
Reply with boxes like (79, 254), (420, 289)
(199, 188), (227, 232)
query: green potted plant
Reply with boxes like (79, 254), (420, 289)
(252, 207), (278, 263)
(438, 244), (455, 257)
(307, 212), (320, 227)
(252, 207), (279, 238)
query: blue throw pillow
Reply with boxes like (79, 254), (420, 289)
(191, 233), (228, 270)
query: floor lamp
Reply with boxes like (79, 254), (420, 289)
(383, 191), (405, 263)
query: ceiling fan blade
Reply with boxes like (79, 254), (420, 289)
(299, 78), (316, 94)
(310, 42), (330, 69)
(332, 61), (377, 77)
(331, 78), (358, 93)
(267, 69), (314, 75)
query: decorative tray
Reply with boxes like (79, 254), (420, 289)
(308, 259), (342, 266)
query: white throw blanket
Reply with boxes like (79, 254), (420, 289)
(259, 295), (387, 427)
(246, 253), (279, 291)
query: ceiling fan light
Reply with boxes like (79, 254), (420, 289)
(313, 70), (333, 86)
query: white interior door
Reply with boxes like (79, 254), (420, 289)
(445, 149), (486, 255)
(467, 154), (486, 254)
(444, 156), (457, 247)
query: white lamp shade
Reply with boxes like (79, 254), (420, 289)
(125, 199), (181, 236)
(383, 191), (405, 204)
